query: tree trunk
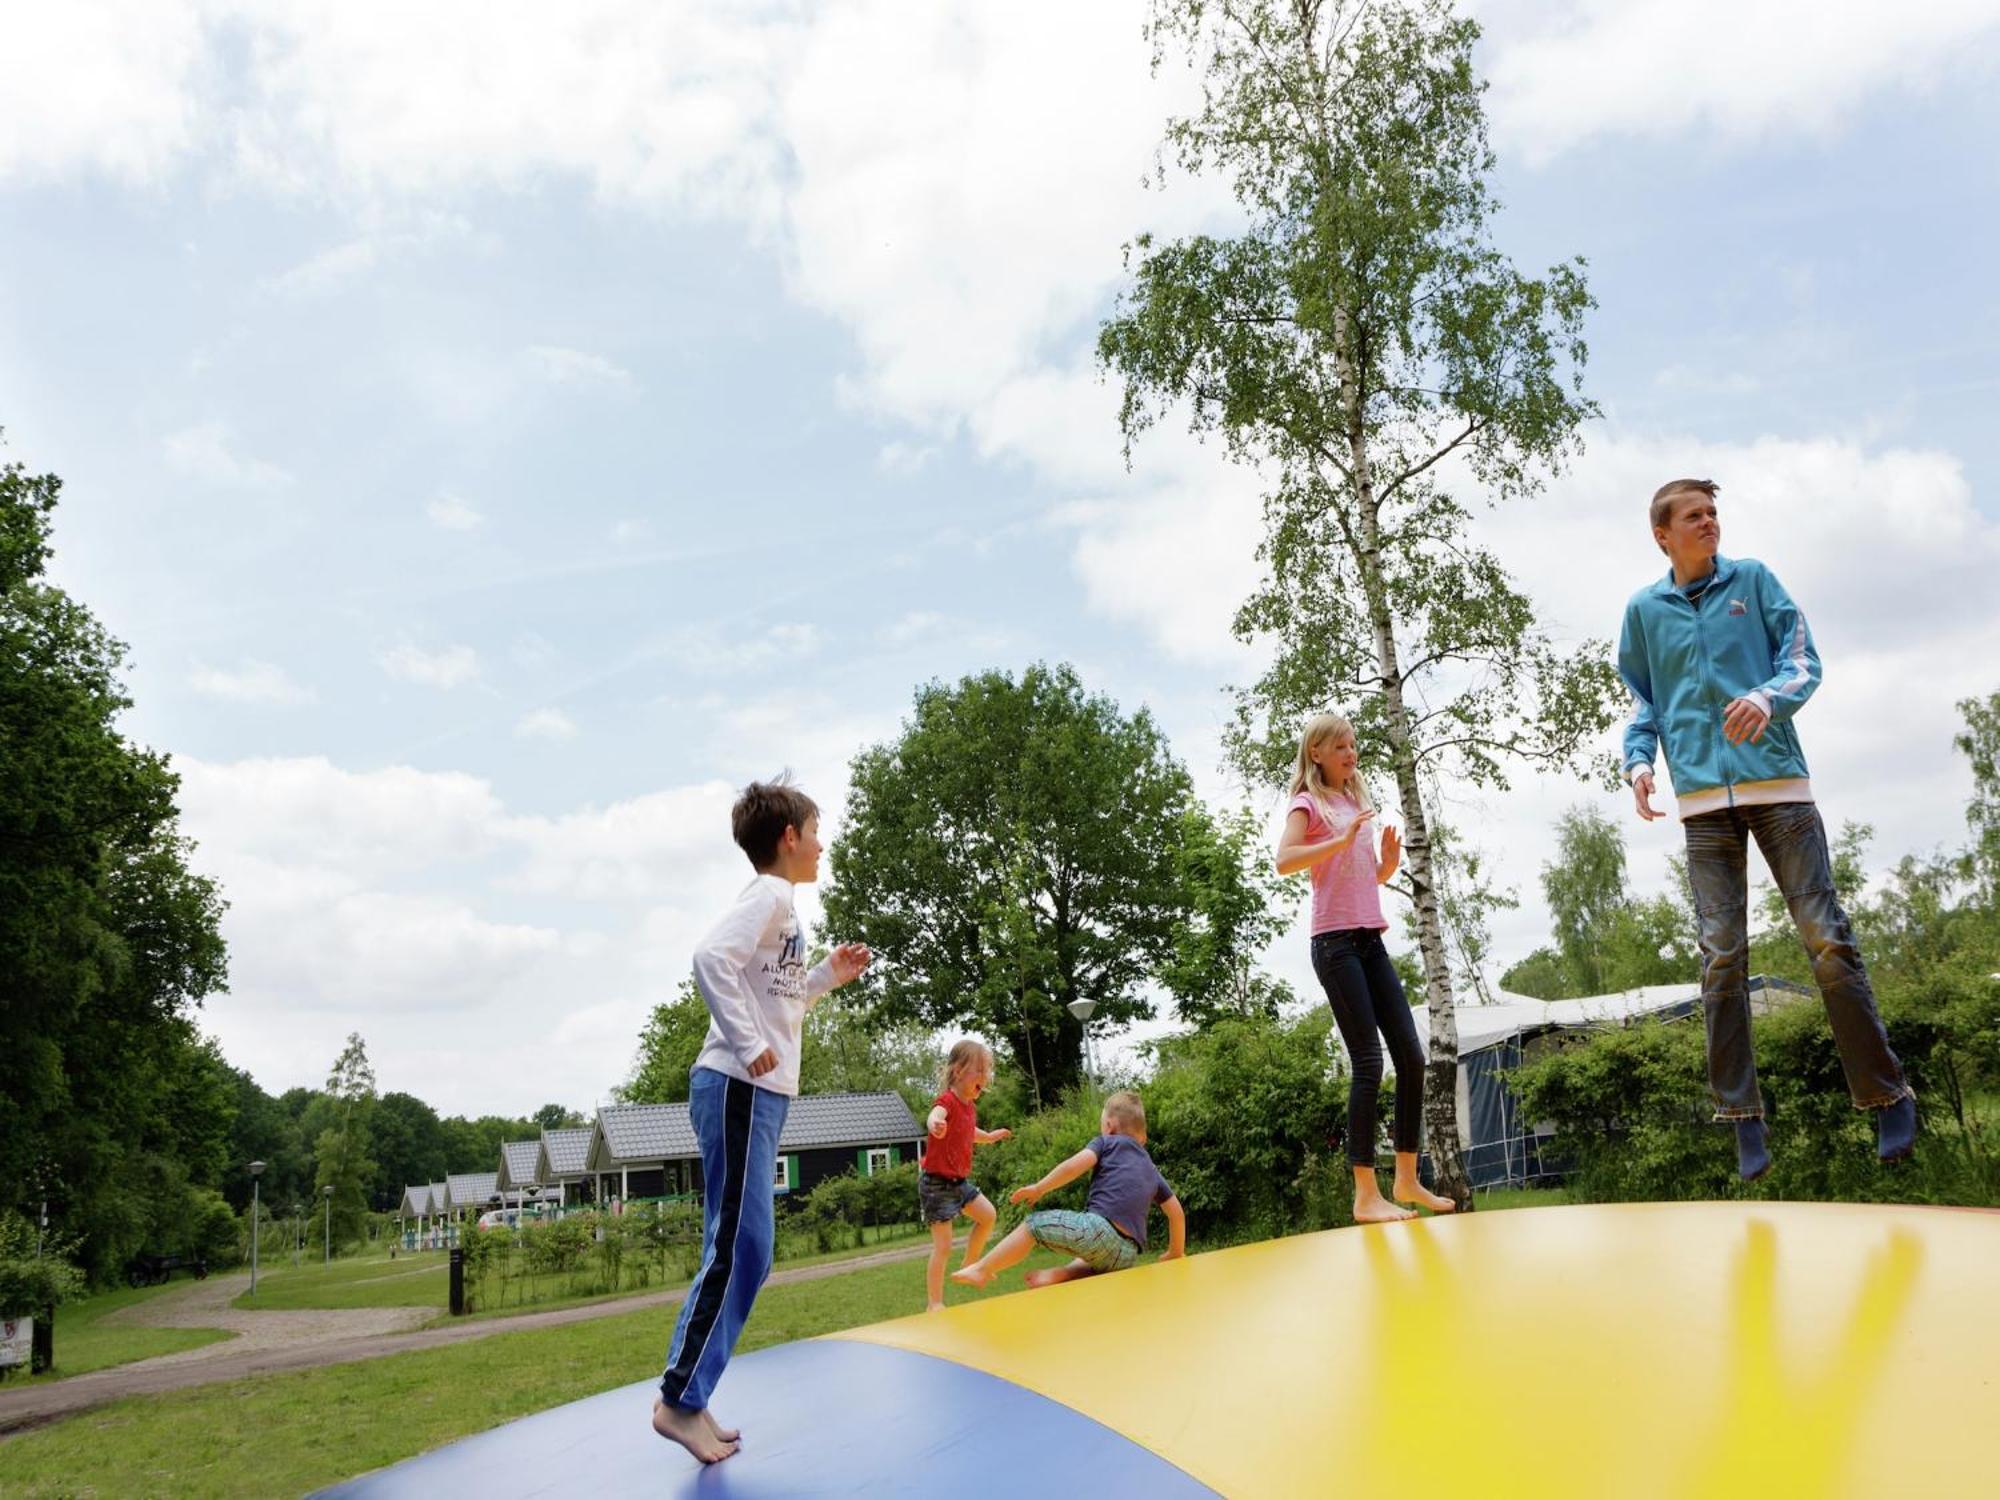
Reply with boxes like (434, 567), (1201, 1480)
(1337, 307), (1474, 1210)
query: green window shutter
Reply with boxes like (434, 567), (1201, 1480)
(786, 1155), (799, 1190)
(857, 1147), (869, 1175)
(889, 1145), (900, 1166)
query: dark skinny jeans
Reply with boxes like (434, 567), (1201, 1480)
(1312, 927), (1424, 1168)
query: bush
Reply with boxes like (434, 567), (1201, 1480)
(971, 1011), (1348, 1247)
(1509, 978), (2000, 1206)
(0, 1213), (85, 1317)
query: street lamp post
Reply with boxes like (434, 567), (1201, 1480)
(247, 1162), (267, 1295)
(1066, 997), (1098, 1084)
(323, 1184), (334, 1266)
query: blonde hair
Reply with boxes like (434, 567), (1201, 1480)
(1289, 713), (1374, 816)
(940, 1039), (992, 1093)
(1102, 1090), (1147, 1142)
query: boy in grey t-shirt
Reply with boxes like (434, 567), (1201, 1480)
(953, 1091), (1185, 1291)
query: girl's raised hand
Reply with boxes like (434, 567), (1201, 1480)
(1380, 824), (1400, 858)
(1009, 1184), (1041, 1206)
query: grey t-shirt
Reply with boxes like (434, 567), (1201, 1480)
(1084, 1133), (1174, 1249)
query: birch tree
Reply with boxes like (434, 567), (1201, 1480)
(1099, 0), (1620, 1204)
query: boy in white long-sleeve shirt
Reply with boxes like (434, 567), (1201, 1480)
(652, 778), (871, 1464)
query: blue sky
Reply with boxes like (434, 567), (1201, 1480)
(4, 1), (1998, 1117)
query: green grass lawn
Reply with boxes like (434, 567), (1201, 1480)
(0, 1244), (1076, 1499)
(11, 1280), (237, 1385)
(232, 1252), (448, 1312)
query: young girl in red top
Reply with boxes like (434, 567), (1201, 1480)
(920, 1039), (1011, 1312)
(1277, 713), (1455, 1223)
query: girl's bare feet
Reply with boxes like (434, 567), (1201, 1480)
(1353, 1196), (1417, 1223)
(950, 1263), (991, 1288)
(652, 1398), (737, 1463)
(926, 1300), (946, 1312)
(702, 1409), (740, 1444)
(1393, 1179), (1457, 1213)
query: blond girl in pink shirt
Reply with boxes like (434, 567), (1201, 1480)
(1277, 713), (1454, 1222)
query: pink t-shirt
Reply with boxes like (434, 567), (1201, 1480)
(1289, 791), (1387, 935)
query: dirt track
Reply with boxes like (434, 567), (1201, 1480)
(0, 1237), (943, 1438)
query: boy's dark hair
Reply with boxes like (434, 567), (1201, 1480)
(1649, 477), (1720, 533)
(732, 775), (819, 870)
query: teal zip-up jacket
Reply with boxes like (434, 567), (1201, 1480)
(1618, 555), (1819, 816)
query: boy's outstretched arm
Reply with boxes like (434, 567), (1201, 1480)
(1009, 1147), (1098, 1206)
(803, 942), (873, 1009)
(1158, 1195), (1186, 1261)
(973, 1125), (1012, 1144)
(927, 1105), (949, 1138)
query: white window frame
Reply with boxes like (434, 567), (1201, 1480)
(865, 1147), (893, 1176)
(772, 1155), (790, 1191)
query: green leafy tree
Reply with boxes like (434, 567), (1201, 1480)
(1098, 2), (1618, 1202)
(533, 1103), (586, 1130)
(370, 1091), (449, 1202)
(1954, 689), (2000, 905)
(1161, 807), (1299, 1027)
(1, 440), (230, 1278)
(822, 663), (1205, 1103)
(313, 1033), (377, 1241)
(619, 979), (711, 1105)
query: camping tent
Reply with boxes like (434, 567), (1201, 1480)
(1407, 976), (1807, 1187)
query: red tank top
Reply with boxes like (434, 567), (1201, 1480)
(923, 1090), (975, 1178)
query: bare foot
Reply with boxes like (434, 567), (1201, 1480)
(652, 1399), (737, 1463)
(702, 1408), (740, 1444)
(926, 1300), (946, 1313)
(1393, 1181), (1457, 1214)
(1353, 1197), (1416, 1224)
(950, 1263), (990, 1288)
(1023, 1268), (1060, 1288)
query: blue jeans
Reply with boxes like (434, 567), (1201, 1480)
(1311, 927), (1424, 1166)
(1684, 802), (1910, 1119)
(659, 1067), (789, 1411)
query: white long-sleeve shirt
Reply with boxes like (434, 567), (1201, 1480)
(689, 874), (835, 1096)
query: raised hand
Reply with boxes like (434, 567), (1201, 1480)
(1009, 1184), (1041, 1207)
(828, 943), (873, 986)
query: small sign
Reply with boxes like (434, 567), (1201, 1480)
(0, 1317), (31, 1368)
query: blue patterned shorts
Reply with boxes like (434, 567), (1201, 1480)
(1026, 1209), (1140, 1273)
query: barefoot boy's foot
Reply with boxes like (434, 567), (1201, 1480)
(1353, 1198), (1416, 1224)
(701, 1409), (740, 1444)
(1394, 1181), (1457, 1214)
(653, 1399), (737, 1463)
(926, 1300), (946, 1313)
(950, 1264), (991, 1289)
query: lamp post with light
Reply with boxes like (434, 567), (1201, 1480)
(248, 1161), (267, 1294)
(1066, 997), (1098, 1084)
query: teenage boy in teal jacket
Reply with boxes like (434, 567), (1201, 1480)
(1618, 478), (1916, 1181)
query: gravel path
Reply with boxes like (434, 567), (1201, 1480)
(0, 1237), (944, 1438)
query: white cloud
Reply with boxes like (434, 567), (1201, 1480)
(163, 420), (293, 488)
(666, 621), (824, 675)
(525, 345), (637, 393)
(875, 440), (936, 476)
(1484, 0), (2000, 164)
(379, 641), (480, 688)
(878, 611), (943, 648)
(514, 707), (578, 741)
(188, 658), (316, 705)
(173, 755), (777, 1112)
(425, 492), (484, 530)
(0, 0), (207, 185)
